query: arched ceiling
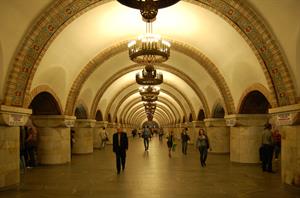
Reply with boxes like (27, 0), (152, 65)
(1, 0), (299, 127)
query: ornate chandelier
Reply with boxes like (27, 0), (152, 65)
(117, 0), (180, 121)
(139, 86), (160, 97)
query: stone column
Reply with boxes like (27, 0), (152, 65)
(225, 114), (269, 163)
(0, 105), (31, 189)
(72, 119), (96, 154)
(106, 122), (115, 144)
(93, 121), (108, 149)
(191, 121), (205, 145)
(269, 103), (300, 187)
(204, 118), (230, 153)
(186, 122), (194, 144)
(32, 115), (75, 165)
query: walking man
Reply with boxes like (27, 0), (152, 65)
(113, 127), (128, 174)
(142, 126), (151, 151)
(181, 128), (190, 155)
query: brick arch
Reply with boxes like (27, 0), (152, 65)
(88, 63), (205, 119)
(67, 42), (226, 118)
(106, 83), (192, 122)
(118, 96), (179, 125)
(109, 89), (182, 123)
(3, 0), (296, 112)
(237, 83), (272, 114)
(26, 85), (63, 114)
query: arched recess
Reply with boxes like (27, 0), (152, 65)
(27, 85), (63, 114)
(4, 0), (296, 115)
(237, 83), (273, 113)
(182, 116), (186, 123)
(197, 109), (205, 121)
(212, 104), (225, 118)
(239, 91), (271, 114)
(107, 113), (112, 123)
(75, 104), (88, 119)
(189, 113), (193, 122)
(95, 110), (103, 121)
(29, 92), (61, 115)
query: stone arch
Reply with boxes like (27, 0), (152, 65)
(112, 92), (181, 125)
(237, 83), (273, 113)
(27, 85), (63, 114)
(239, 91), (271, 114)
(197, 109), (205, 121)
(29, 92), (61, 115)
(75, 104), (88, 119)
(93, 66), (196, 120)
(95, 110), (103, 121)
(112, 84), (190, 123)
(3, 0), (296, 113)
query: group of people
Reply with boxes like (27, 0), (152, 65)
(112, 126), (212, 174)
(260, 123), (281, 173)
(166, 128), (210, 167)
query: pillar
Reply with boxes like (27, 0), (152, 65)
(93, 121), (108, 149)
(32, 115), (75, 165)
(225, 114), (269, 163)
(186, 122), (194, 144)
(204, 118), (230, 153)
(269, 104), (300, 186)
(72, 119), (95, 154)
(106, 122), (115, 144)
(0, 105), (31, 189)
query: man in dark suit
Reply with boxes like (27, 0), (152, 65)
(113, 127), (128, 174)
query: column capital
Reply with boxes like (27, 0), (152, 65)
(204, 118), (226, 127)
(191, 121), (204, 128)
(224, 114), (269, 127)
(0, 105), (32, 126)
(75, 119), (96, 128)
(95, 121), (108, 128)
(32, 115), (76, 128)
(269, 103), (300, 126)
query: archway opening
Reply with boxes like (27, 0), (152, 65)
(95, 110), (103, 121)
(239, 91), (270, 114)
(213, 104), (225, 118)
(29, 92), (61, 115)
(75, 104), (88, 119)
(197, 109), (205, 121)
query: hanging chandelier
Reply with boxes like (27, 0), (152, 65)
(139, 86), (160, 97)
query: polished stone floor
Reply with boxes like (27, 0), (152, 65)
(1, 137), (299, 198)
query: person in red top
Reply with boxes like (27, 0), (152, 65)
(272, 128), (281, 160)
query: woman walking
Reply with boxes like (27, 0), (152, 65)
(196, 129), (210, 167)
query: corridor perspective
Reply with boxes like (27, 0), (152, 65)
(0, 0), (300, 196)
(1, 137), (300, 198)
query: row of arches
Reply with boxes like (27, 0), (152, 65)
(29, 89), (270, 126)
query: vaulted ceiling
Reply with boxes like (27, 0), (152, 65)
(0, 0), (299, 127)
